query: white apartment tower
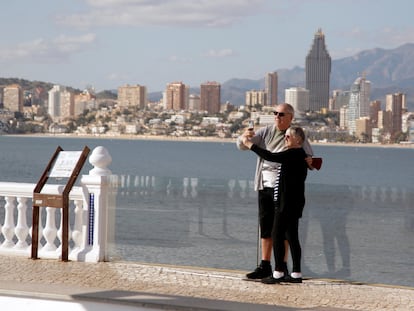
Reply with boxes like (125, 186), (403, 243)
(347, 75), (371, 135)
(48, 85), (74, 122)
(284, 87), (309, 118)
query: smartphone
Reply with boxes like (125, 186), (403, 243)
(248, 120), (254, 130)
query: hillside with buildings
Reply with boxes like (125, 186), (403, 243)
(1, 35), (414, 144)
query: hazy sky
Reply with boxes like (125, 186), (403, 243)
(1, 0), (413, 92)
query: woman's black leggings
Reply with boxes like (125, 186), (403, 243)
(272, 212), (301, 273)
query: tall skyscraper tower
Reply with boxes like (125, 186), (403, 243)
(265, 72), (278, 106)
(200, 81), (221, 114)
(347, 75), (371, 134)
(305, 29), (331, 112)
(386, 92), (405, 136)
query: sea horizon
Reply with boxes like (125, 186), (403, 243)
(3, 133), (414, 149)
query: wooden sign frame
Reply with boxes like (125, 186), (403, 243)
(31, 145), (90, 261)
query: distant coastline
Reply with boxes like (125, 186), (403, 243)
(3, 133), (414, 149)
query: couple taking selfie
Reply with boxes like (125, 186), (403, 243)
(237, 103), (321, 284)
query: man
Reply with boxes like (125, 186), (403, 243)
(236, 103), (313, 280)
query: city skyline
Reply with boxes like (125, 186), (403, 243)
(1, 1), (414, 93)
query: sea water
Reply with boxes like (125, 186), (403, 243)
(0, 135), (413, 287)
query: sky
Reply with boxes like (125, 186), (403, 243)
(1, 0), (414, 93)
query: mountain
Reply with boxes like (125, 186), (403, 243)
(3, 43), (414, 111)
(198, 43), (414, 110)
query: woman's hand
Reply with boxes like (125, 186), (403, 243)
(305, 156), (314, 169)
(242, 136), (254, 149)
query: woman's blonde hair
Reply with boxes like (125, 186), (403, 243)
(287, 126), (305, 145)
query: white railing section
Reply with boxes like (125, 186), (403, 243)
(0, 146), (116, 262)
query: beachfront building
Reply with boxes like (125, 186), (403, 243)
(188, 94), (201, 111)
(117, 84), (147, 109)
(245, 90), (267, 110)
(165, 82), (188, 111)
(74, 88), (97, 116)
(200, 81), (221, 114)
(347, 75), (371, 135)
(48, 85), (74, 122)
(386, 93), (405, 137)
(284, 87), (309, 118)
(3, 84), (23, 113)
(355, 117), (372, 142)
(369, 100), (381, 128)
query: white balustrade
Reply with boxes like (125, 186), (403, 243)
(0, 146), (115, 262)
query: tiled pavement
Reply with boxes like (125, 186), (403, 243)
(0, 255), (413, 311)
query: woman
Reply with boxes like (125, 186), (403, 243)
(242, 126), (308, 284)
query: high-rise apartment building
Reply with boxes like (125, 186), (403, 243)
(305, 29), (331, 112)
(339, 106), (348, 129)
(245, 90), (266, 110)
(265, 72), (278, 106)
(188, 94), (200, 111)
(378, 110), (392, 136)
(355, 117), (372, 142)
(386, 93), (405, 136)
(284, 87), (309, 117)
(48, 85), (74, 122)
(74, 89), (97, 116)
(117, 84), (147, 109)
(200, 81), (221, 114)
(347, 75), (371, 134)
(330, 89), (350, 111)
(166, 82), (187, 111)
(369, 100), (381, 128)
(3, 84), (23, 113)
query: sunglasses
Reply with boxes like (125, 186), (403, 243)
(273, 111), (288, 117)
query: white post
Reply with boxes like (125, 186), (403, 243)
(79, 146), (115, 262)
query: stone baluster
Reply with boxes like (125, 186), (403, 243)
(15, 197), (29, 250)
(42, 207), (58, 252)
(71, 199), (85, 250)
(1, 196), (16, 249)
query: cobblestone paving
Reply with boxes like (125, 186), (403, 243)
(0, 255), (413, 310)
